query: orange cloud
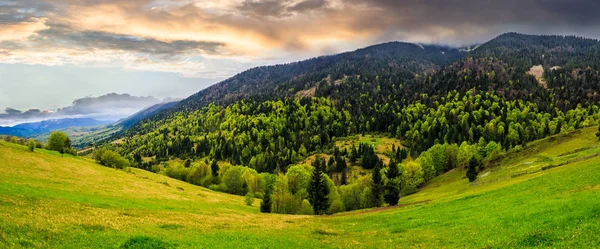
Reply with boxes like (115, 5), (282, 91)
(0, 18), (49, 41)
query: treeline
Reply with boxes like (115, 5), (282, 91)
(3, 132), (77, 156)
(115, 98), (352, 173)
(152, 139), (497, 215)
(111, 90), (600, 172)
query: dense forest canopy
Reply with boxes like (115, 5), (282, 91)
(97, 32), (600, 213)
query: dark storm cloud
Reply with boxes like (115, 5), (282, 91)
(340, 0), (600, 45)
(4, 108), (22, 115)
(238, 0), (329, 18)
(238, 0), (289, 17)
(287, 0), (328, 12)
(38, 27), (224, 56)
(0, 0), (54, 21)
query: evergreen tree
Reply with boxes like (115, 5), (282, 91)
(211, 159), (220, 177)
(308, 156), (330, 215)
(467, 156), (479, 182)
(260, 191), (272, 213)
(384, 160), (401, 206)
(335, 155), (347, 172)
(371, 159), (384, 207)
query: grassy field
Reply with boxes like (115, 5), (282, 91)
(1, 128), (600, 248)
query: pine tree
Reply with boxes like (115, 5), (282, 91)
(371, 159), (384, 207)
(260, 191), (272, 213)
(341, 169), (348, 185)
(467, 156), (479, 182)
(384, 160), (401, 206)
(211, 159), (220, 177)
(308, 156), (330, 215)
(335, 155), (346, 172)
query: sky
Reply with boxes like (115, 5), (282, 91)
(2, 0), (600, 116)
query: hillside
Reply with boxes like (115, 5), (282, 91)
(1, 127), (599, 248)
(110, 33), (600, 168)
(93, 32), (600, 219)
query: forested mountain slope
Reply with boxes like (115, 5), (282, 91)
(106, 32), (600, 179)
(161, 42), (463, 115)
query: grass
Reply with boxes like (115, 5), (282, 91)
(335, 134), (405, 165)
(1, 128), (600, 248)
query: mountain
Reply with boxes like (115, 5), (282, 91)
(32, 100), (180, 148)
(114, 101), (180, 130)
(471, 32), (600, 70)
(163, 42), (463, 114)
(106, 32), (600, 175)
(0, 118), (112, 137)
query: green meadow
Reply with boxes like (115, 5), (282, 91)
(1, 128), (600, 248)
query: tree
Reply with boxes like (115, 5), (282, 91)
(260, 191), (272, 213)
(596, 126), (600, 140)
(403, 161), (424, 193)
(47, 131), (69, 155)
(223, 167), (247, 195)
(308, 156), (330, 215)
(384, 160), (401, 206)
(211, 159), (220, 177)
(466, 156), (479, 182)
(371, 160), (384, 207)
(27, 139), (35, 152)
(341, 169), (348, 185)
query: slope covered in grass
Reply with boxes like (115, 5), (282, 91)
(1, 127), (600, 248)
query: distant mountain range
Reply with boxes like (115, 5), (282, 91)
(0, 118), (112, 138)
(32, 100), (180, 148)
(0, 100), (179, 149)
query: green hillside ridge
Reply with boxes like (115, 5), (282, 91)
(1, 127), (599, 248)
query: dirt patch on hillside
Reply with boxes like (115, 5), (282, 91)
(528, 65), (547, 88)
(296, 86), (316, 98)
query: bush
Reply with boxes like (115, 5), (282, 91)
(328, 199), (345, 214)
(244, 193), (255, 206)
(27, 139), (35, 152)
(94, 148), (130, 169)
(300, 199), (314, 215)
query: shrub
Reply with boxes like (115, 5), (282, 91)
(94, 148), (130, 169)
(328, 199), (345, 214)
(300, 199), (314, 215)
(27, 139), (35, 152)
(244, 193), (255, 206)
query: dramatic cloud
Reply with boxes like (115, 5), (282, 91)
(2, 0), (599, 78)
(2, 0), (600, 117)
(0, 93), (169, 126)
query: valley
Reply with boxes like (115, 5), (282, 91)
(3, 32), (600, 248)
(1, 127), (599, 248)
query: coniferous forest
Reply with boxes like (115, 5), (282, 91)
(99, 33), (600, 214)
